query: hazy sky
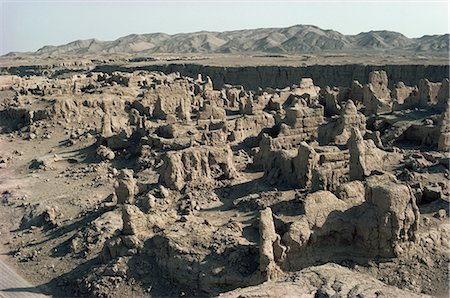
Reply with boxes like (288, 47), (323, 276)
(1, 0), (448, 55)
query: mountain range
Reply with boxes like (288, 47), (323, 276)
(9, 25), (450, 56)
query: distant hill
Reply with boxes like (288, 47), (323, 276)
(9, 25), (450, 56)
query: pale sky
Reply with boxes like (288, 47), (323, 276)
(1, 0), (449, 55)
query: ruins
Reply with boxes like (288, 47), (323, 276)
(0, 61), (448, 298)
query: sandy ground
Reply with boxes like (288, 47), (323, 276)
(0, 52), (448, 69)
(0, 137), (45, 298)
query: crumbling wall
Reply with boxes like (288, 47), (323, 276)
(230, 113), (275, 143)
(362, 71), (392, 115)
(159, 145), (238, 190)
(282, 179), (420, 269)
(319, 100), (366, 145)
(348, 128), (388, 180)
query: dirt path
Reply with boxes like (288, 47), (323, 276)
(0, 259), (49, 298)
(0, 137), (48, 298)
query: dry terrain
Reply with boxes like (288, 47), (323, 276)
(0, 31), (449, 298)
